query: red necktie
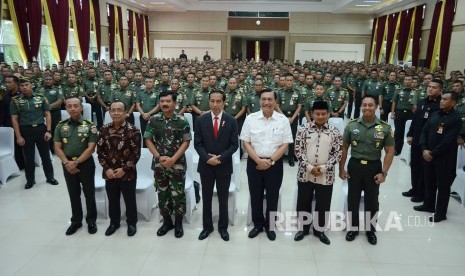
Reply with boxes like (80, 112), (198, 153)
(213, 116), (219, 138)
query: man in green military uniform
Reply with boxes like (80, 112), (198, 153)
(247, 79), (264, 114)
(82, 67), (103, 128)
(362, 69), (384, 99)
(39, 76), (64, 153)
(340, 95), (395, 245)
(380, 71), (400, 122)
(277, 73), (302, 166)
(110, 75), (136, 124)
(136, 77), (159, 141)
(325, 76), (348, 118)
(54, 97), (98, 236)
(299, 74), (316, 124)
(304, 83), (332, 123)
(10, 77), (58, 189)
(353, 68), (367, 119)
(97, 70), (118, 122)
(453, 81), (465, 145)
(145, 91), (191, 238)
(170, 79), (187, 115)
(62, 73), (85, 100)
(224, 77), (247, 130)
(391, 75), (418, 155)
(346, 67), (359, 119)
(191, 75), (211, 125)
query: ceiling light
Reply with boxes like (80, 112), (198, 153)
(356, 4), (372, 7)
(256, 20), (261, 25)
(364, 1), (381, 2)
(151, 2), (165, 4)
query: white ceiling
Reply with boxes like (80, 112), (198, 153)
(122, 0), (420, 14)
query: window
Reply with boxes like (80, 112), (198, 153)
(0, 20), (23, 65)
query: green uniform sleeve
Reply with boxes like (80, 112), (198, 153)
(10, 100), (18, 115)
(43, 97), (51, 112)
(143, 117), (154, 139)
(384, 125), (395, 146)
(342, 124), (351, 144)
(88, 124), (98, 143)
(53, 123), (62, 142)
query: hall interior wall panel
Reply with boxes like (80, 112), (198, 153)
(290, 12), (372, 35)
(228, 18), (289, 31)
(294, 42), (365, 62)
(148, 11), (227, 33)
(154, 39), (221, 60)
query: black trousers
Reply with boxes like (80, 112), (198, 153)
(247, 157), (283, 230)
(394, 109), (414, 154)
(140, 116), (148, 147)
(380, 100), (391, 122)
(90, 100), (103, 129)
(49, 109), (61, 154)
(423, 155), (457, 217)
(63, 158), (96, 225)
(347, 91), (354, 118)
(106, 179), (138, 226)
(347, 158), (382, 232)
(20, 124), (54, 183)
(200, 170), (231, 231)
(410, 143), (424, 197)
(284, 114), (298, 161)
(126, 113), (135, 125)
(353, 92), (362, 119)
(14, 136), (25, 170)
(296, 181), (333, 234)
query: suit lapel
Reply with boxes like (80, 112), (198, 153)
(217, 116), (226, 139)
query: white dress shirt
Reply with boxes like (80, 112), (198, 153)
(210, 111), (223, 126)
(240, 110), (293, 158)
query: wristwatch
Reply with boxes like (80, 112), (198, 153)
(382, 171), (388, 177)
(46, 130), (52, 134)
(270, 158), (275, 166)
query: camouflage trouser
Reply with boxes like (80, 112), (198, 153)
(154, 164), (186, 217)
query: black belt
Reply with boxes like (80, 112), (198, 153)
(350, 157), (380, 165)
(20, 123), (44, 128)
(396, 109), (411, 113)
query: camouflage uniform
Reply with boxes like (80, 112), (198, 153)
(144, 113), (191, 217)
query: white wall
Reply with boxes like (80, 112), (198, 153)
(294, 43), (365, 62)
(154, 40), (221, 59)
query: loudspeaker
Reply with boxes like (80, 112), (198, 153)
(92, 53), (99, 61)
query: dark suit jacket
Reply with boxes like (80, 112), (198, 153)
(194, 111), (239, 175)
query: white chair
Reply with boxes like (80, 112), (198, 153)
(184, 150), (197, 223)
(232, 147), (241, 191)
(387, 112), (395, 130)
(375, 107), (381, 118)
(103, 112), (112, 125)
(301, 117), (308, 127)
(328, 117), (345, 134)
(0, 127), (21, 184)
(82, 103), (92, 121)
(451, 147), (465, 207)
(89, 154), (108, 219)
(133, 148), (158, 221)
(399, 120), (412, 164)
(133, 112), (141, 130)
(61, 110), (70, 120)
(183, 113), (193, 132)
(246, 189), (281, 226)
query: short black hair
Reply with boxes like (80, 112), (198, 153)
(159, 91), (177, 101)
(110, 100), (127, 110)
(209, 89), (226, 101)
(443, 91), (458, 102)
(431, 79), (443, 88)
(261, 88), (277, 100)
(362, 94), (378, 105)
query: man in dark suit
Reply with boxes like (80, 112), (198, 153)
(194, 89), (239, 241)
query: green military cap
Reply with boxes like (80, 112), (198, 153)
(19, 77), (31, 84)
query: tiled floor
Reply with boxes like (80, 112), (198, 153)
(1, 152), (465, 276)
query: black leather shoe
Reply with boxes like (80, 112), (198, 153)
(127, 225), (137, 237)
(294, 230), (309, 241)
(345, 231), (359, 241)
(316, 232), (330, 245)
(24, 181), (36, 189)
(411, 196), (424, 203)
(66, 223), (82, 235)
(266, 230), (276, 241)
(413, 205), (435, 213)
(248, 226), (263, 239)
(429, 215), (446, 223)
(88, 223), (97, 234)
(198, 229), (213, 240)
(402, 189), (415, 197)
(105, 224), (120, 236)
(157, 223), (174, 236)
(289, 158), (295, 167)
(366, 231), (377, 245)
(219, 229), (230, 241)
(46, 178), (59, 185)
(174, 225), (184, 238)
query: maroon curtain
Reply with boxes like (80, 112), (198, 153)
(136, 13), (145, 58)
(73, 0), (91, 61)
(369, 18), (377, 62)
(411, 5), (425, 67)
(385, 13), (399, 64)
(259, 41), (270, 61)
(145, 15), (150, 57)
(11, 0), (42, 61)
(424, 1), (442, 68)
(117, 6), (124, 58)
(108, 3), (115, 60)
(397, 8), (414, 62)
(92, 0), (101, 59)
(246, 40), (255, 60)
(128, 10), (134, 58)
(47, 0), (69, 62)
(374, 15), (387, 63)
(439, 0), (456, 69)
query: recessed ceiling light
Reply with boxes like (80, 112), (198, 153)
(356, 4), (372, 7)
(151, 2), (166, 4)
(364, 1), (381, 2)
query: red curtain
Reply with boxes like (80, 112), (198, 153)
(128, 10), (134, 58)
(137, 13), (145, 58)
(72, 0), (91, 61)
(117, 6), (124, 58)
(108, 4), (115, 60)
(145, 15), (150, 57)
(10, 0), (42, 61)
(46, 0), (69, 62)
(397, 8), (414, 62)
(374, 15), (387, 62)
(385, 13), (399, 64)
(92, 0), (101, 59)
(369, 18), (377, 62)
(439, 0), (456, 69)
(411, 5), (424, 67)
(424, 1), (442, 68)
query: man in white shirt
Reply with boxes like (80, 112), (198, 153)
(240, 89), (293, 241)
(294, 101), (342, 244)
